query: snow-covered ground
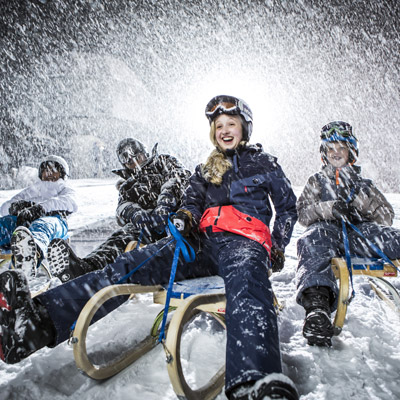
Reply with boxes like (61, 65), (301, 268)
(0, 179), (399, 400)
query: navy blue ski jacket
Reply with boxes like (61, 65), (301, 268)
(182, 143), (298, 250)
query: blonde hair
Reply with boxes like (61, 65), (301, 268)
(201, 120), (246, 185)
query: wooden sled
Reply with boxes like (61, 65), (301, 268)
(71, 274), (283, 399)
(331, 257), (400, 335)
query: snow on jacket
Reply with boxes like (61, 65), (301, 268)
(0, 179), (78, 217)
(297, 164), (394, 227)
(181, 143), (298, 250)
(112, 144), (191, 226)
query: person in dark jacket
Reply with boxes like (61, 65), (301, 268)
(0, 96), (299, 400)
(296, 121), (400, 347)
(47, 139), (191, 282)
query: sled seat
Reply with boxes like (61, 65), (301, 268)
(331, 257), (400, 335)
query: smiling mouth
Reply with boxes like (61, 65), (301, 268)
(222, 137), (233, 143)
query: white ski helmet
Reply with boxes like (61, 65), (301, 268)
(38, 155), (70, 180)
(205, 95), (253, 141)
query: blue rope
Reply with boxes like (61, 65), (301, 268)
(157, 218), (195, 343)
(341, 218), (356, 301)
(346, 221), (400, 273)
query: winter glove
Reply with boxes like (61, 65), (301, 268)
(332, 200), (354, 221)
(9, 200), (36, 216)
(150, 207), (169, 234)
(16, 204), (45, 227)
(270, 246), (285, 273)
(171, 210), (192, 237)
(131, 209), (153, 233)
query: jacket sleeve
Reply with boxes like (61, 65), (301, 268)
(268, 164), (298, 249)
(180, 165), (208, 227)
(153, 155), (191, 215)
(351, 182), (394, 226)
(0, 187), (33, 216)
(297, 174), (338, 227)
(39, 183), (78, 215)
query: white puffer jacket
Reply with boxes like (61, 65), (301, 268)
(0, 179), (78, 217)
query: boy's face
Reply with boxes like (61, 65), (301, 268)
(326, 142), (350, 168)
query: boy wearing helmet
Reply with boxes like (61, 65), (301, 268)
(296, 121), (399, 347)
(0, 96), (299, 400)
(47, 138), (191, 283)
(0, 155), (77, 278)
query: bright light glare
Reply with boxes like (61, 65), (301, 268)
(176, 66), (290, 146)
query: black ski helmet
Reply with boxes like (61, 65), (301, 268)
(320, 121), (359, 165)
(117, 138), (148, 166)
(205, 95), (253, 141)
(38, 155), (69, 180)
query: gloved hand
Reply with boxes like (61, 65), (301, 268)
(16, 204), (45, 227)
(9, 200), (36, 216)
(270, 246), (285, 273)
(149, 208), (168, 234)
(332, 200), (353, 221)
(171, 210), (192, 237)
(131, 209), (153, 234)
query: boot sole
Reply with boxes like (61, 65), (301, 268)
(48, 239), (71, 282)
(303, 310), (334, 347)
(10, 228), (38, 277)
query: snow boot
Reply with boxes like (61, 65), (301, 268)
(229, 376), (299, 400)
(0, 270), (55, 364)
(302, 286), (334, 347)
(10, 226), (40, 278)
(48, 238), (93, 283)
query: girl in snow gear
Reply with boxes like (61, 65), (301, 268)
(48, 139), (191, 282)
(296, 121), (400, 347)
(0, 96), (299, 400)
(0, 155), (77, 277)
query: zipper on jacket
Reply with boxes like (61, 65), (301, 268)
(214, 206), (222, 226)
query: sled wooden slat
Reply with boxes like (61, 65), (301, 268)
(72, 284), (163, 380)
(331, 257), (400, 335)
(165, 293), (226, 400)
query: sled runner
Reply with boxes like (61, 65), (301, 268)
(331, 257), (400, 335)
(71, 276), (227, 399)
(71, 273), (284, 400)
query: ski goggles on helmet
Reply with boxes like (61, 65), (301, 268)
(205, 101), (242, 122)
(320, 121), (353, 140)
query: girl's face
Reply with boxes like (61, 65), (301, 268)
(214, 114), (243, 151)
(326, 142), (350, 168)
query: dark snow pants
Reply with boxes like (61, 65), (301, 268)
(84, 222), (165, 270)
(296, 221), (400, 310)
(37, 232), (281, 393)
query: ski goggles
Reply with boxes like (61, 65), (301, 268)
(118, 146), (146, 165)
(320, 122), (352, 140)
(205, 101), (241, 122)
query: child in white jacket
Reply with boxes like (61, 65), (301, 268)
(0, 155), (77, 277)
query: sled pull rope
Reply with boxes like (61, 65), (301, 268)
(346, 221), (400, 273)
(341, 219), (356, 302)
(158, 217), (195, 345)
